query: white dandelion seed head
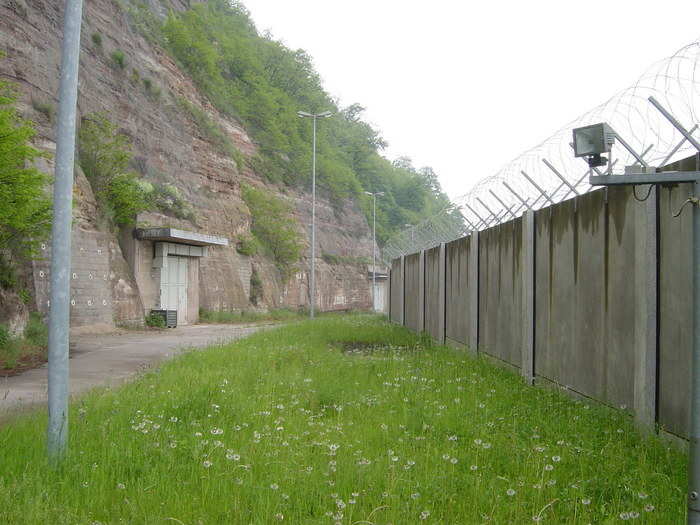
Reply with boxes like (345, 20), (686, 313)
(506, 488), (516, 496)
(202, 460), (212, 468)
(420, 510), (431, 520)
(544, 464), (554, 471)
(644, 505), (655, 512)
(470, 465), (478, 471)
(552, 456), (561, 462)
(270, 483), (279, 490)
(450, 457), (458, 464)
(581, 498), (591, 505)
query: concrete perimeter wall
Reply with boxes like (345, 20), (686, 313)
(389, 258), (403, 324)
(445, 237), (472, 346)
(404, 253), (421, 332)
(391, 183), (694, 439)
(479, 218), (522, 368)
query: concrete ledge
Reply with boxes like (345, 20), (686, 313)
(135, 227), (229, 247)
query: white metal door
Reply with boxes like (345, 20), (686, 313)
(161, 256), (188, 325)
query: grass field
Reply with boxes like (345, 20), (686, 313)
(0, 315), (686, 523)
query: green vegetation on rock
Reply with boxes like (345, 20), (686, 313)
(78, 113), (195, 227)
(159, 0), (460, 242)
(0, 62), (51, 272)
(78, 114), (151, 228)
(0, 312), (48, 371)
(241, 183), (302, 281)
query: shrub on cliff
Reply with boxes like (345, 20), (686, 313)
(78, 113), (152, 227)
(0, 64), (51, 262)
(241, 184), (302, 281)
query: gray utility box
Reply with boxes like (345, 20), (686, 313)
(150, 309), (177, 328)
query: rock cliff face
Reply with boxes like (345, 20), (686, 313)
(0, 0), (375, 328)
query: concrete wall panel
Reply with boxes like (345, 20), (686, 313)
(425, 247), (441, 340)
(658, 183), (693, 437)
(478, 219), (522, 367)
(404, 253), (421, 331)
(445, 236), (471, 345)
(535, 189), (637, 408)
(390, 258), (402, 323)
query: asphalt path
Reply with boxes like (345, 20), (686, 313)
(0, 322), (277, 418)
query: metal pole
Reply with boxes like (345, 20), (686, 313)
(372, 194), (376, 312)
(649, 96), (700, 152)
(542, 159), (580, 196)
(691, 180), (700, 525)
(310, 115), (316, 319)
(48, 0), (84, 462)
(662, 125), (698, 167)
(521, 170), (556, 206)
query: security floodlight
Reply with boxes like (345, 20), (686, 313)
(572, 123), (615, 168)
(318, 111), (332, 118)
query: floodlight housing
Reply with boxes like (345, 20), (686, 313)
(573, 123), (615, 167)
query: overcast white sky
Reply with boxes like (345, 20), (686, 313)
(243, 0), (700, 200)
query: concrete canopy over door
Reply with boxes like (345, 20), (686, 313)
(161, 256), (189, 325)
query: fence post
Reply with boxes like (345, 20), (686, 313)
(634, 186), (658, 432)
(469, 231), (479, 354)
(418, 250), (425, 333)
(521, 210), (536, 384)
(400, 255), (406, 326)
(439, 243), (446, 344)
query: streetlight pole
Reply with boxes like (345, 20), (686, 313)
(48, 0), (84, 463)
(365, 191), (384, 311)
(298, 110), (332, 318)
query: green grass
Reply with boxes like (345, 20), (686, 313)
(199, 307), (305, 324)
(0, 316), (686, 523)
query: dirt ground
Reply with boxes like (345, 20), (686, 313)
(0, 323), (277, 418)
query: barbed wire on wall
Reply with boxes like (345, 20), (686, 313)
(381, 38), (700, 264)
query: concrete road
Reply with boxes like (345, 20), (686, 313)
(0, 323), (277, 417)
